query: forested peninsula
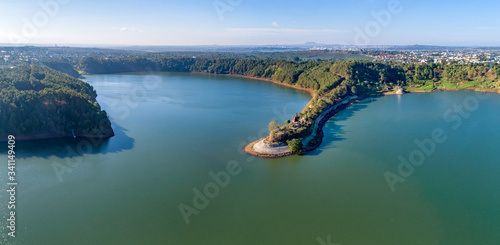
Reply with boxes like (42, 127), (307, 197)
(0, 64), (114, 141)
(77, 56), (500, 157)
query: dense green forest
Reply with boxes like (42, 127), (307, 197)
(78, 56), (500, 101)
(78, 56), (499, 145)
(249, 50), (373, 61)
(40, 60), (81, 78)
(0, 65), (113, 140)
(78, 56), (500, 91)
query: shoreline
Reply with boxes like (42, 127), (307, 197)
(384, 87), (500, 95)
(243, 139), (294, 158)
(301, 97), (359, 152)
(98, 71), (499, 158)
(191, 72), (316, 97)
(245, 84), (500, 159)
(0, 131), (115, 142)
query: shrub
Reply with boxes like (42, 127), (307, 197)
(287, 138), (303, 154)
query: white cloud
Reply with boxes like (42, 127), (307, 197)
(272, 21), (278, 27)
(119, 27), (143, 33)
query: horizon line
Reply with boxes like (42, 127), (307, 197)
(1, 43), (500, 49)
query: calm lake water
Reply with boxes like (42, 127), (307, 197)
(1, 73), (500, 245)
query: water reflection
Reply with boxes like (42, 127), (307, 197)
(5, 122), (134, 159)
(308, 101), (370, 156)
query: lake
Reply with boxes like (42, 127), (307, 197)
(1, 73), (500, 245)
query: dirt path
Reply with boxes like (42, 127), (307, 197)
(301, 96), (357, 148)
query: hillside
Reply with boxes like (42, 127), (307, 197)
(41, 60), (81, 78)
(0, 65), (114, 140)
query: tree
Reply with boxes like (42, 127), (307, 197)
(287, 138), (303, 154)
(0, 65), (113, 139)
(268, 119), (278, 132)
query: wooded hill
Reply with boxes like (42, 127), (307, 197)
(0, 65), (113, 140)
(78, 56), (500, 93)
(78, 57), (499, 144)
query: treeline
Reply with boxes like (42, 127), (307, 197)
(248, 50), (373, 61)
(403, 62), (499, 87)
(77, 56), (499, 144)
(331, 60), (500, 89)
(80, 56), (499, 91)
(330, 61), (407, 92)
(40, 60), (81, 78)
(0, 65), (113, 139)
(78, 57), (348, 93)
(78, 56), (500, 108)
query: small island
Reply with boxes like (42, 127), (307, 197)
(0, 64), (114, 141)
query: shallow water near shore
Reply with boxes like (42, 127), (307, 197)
(1, 73), (500, 245)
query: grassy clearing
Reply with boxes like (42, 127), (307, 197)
(432, 79), (498, 90)
(406, 80), (436, 91)
(437, 79), (458, 89)
(420, 81), (436, 91)
(457, 80), (479, 89)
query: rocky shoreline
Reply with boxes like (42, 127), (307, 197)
(0, 130), (115, 142)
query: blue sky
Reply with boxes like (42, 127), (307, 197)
(0, 0), (499, 46)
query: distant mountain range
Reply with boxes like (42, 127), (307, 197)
(1, 43), (499, 53)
